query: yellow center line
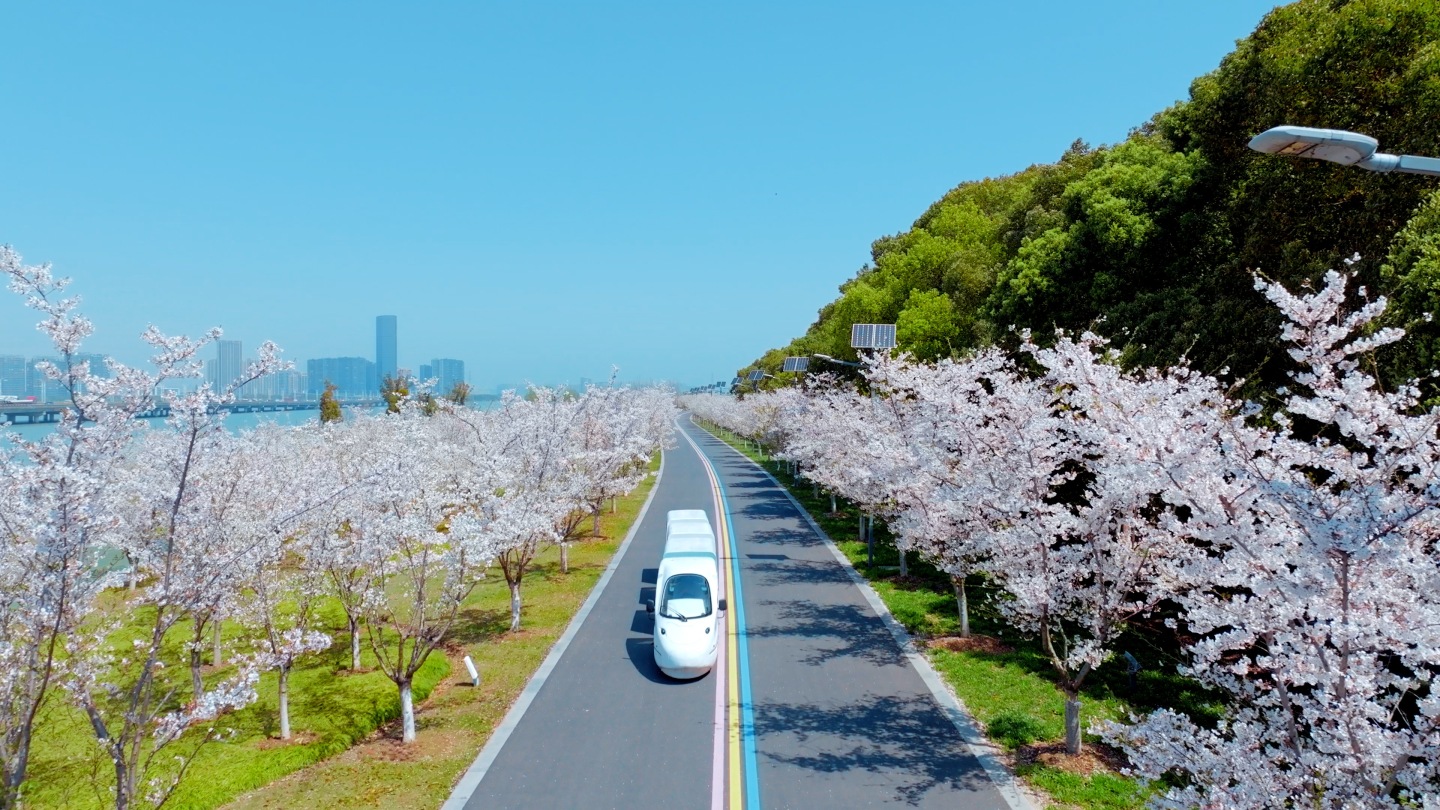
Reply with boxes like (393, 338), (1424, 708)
(702, 451), (744, 810)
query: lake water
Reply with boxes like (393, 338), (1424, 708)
(3, 406), (364, 443)
(2, 399), (500, 444)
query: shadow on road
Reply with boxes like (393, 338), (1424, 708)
(754, 692), (996, 806)
(745, 599), (907, 668)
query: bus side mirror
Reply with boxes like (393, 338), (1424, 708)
(718, 599), (728, 612)
(645, 599), (654, 614)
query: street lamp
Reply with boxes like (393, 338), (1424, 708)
(812, 353), (863, 369)
(1248, 125), (1440, 177)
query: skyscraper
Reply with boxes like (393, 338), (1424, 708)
(307, 357), (377, 399)
(211, 340), (243, 390)
(0, 355), (27, 398)
(376, 315), (397, 384)
(430, 358), (465, 397)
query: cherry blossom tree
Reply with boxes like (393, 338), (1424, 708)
(232, 426), (335, 742)
(1105, 269), (1440, 807)
(0, 248), (279, 808)
(72, 342), (291, 809)
(341, 407), (500, 742)
(488, 390), (589, 632)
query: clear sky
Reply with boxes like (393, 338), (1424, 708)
(1, 1), (1280, 392)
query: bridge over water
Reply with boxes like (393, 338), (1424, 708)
(0, 398), (386, 425)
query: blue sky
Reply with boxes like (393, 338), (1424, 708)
(1, 1), (1279, 391)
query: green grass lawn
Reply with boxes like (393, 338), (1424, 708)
(21, 455), (661, 810)
(695, 422), (1223, 810)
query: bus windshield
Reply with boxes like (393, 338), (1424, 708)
(659, 573), (712, 621)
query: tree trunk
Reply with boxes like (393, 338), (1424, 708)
(560, 542), (570, 575)
(830, 493), (837, 514)
(952, 575), (970, 638)
(189, 636), (205, 704)
(1064, 693), (1083, 755)
(592, 506), (601, 535)
(509, 582), (523, 632)
(611, 496), (617, 513)
(112, 748), (132, 810)
(399, 679), (416, 743)
(898, 549), (908, 577)
(349, 615), (362, 670)
(212, 620), (223, 666)
(278, 664), (291, 740)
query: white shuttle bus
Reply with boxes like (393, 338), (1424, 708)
(647, 509), (726, 679)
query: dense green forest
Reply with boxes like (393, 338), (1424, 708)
(745, 0), (1440, 398)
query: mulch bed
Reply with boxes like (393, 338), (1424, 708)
(926, 634), (1015, 655)
(1016, 741), (1130, 776)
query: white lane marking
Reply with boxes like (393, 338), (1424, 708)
(441, 449), (668, 810)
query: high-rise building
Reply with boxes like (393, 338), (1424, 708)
(307, 357), (377, 398)
(418, 363), (433, 383)
(376, 316), (397, 384)
(0, 355), (27, 398)
(26, 356), (59, 401)
(430, 358), (465, 397)
(211, 340), (243, 390)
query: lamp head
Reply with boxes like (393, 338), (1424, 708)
(1248, 125), (1379, 166)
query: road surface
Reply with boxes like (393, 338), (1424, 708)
(448, 417), (1021, 809)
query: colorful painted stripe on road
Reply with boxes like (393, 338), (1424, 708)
(683, 425), (760, 810)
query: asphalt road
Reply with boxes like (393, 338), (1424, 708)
(451, 418), (1017, 810)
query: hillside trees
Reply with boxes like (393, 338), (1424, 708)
(744, 0), (1440, 397)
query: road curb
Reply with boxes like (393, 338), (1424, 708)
(441, 448), (668, 810)
(689, 418), (1034, 810)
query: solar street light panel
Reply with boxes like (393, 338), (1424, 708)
(731, 377), (742, 386)
(851, 323), (896, 349)
(850, 323), (874, 349)
(782, 356), (810, 372)
(746, 370), (764, 381)
(874, 323), (897, 349)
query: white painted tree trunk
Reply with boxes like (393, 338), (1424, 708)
(509, 582), (523, 632)
(212, 621), (223, 666)
(349, 615), (362, 670)
(278, 665), (291, 740)
(400, 680), (416, 743)
(1064, 695), (1082, 755)
(899, 549), (908, 577)
(830, 493), (837, 513)
(611, 496), (617, 513)
(953, 576), (970, 638)
(560, 542), (570, 574)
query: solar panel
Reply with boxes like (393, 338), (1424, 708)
(850, 323), (897, 350)
(782, 356), (810, 372)
(873, 323), (897, 349)
(850, 323), (874, 349)
(731, 377), (742, 386)
(746, 370), (764, 382)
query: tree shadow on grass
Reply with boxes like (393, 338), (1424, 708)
(754, 692), (999, 806)
(446, 604), (514, 646)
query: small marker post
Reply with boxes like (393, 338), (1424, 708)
(463, 655), (480, 687)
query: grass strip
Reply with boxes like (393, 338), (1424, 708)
(21, 455), (661, 810)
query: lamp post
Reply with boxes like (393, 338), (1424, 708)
(1248, 126), (1440, 177)
(811, 353), (863, 369)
